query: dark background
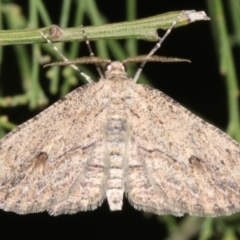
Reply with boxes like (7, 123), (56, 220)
(0, 0), (235, 240)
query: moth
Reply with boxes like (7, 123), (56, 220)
(2, 11), (235, 217)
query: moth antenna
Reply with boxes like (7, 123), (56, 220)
(81, 26), (105, 78)
(133, 11), (184, 82)
(39, 31), (94, 84)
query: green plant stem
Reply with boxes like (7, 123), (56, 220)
(0, 10), (209, 46)
(207, 0), (240, 141)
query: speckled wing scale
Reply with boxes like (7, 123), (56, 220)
(3, 11), (240, 217)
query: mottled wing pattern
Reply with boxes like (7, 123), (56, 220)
(1, 69), (240, 217)
(126, 83), (240, 217)
(0, 81), (107, 215)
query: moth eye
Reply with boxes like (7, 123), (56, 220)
(105, 63), (112, 72)
(122, 63), (127, 72)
